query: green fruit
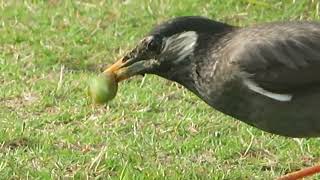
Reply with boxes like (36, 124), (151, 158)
(88, 72), (118, 104)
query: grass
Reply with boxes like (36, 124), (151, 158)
(1, 0), (320, 179)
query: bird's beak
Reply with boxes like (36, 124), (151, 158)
(103, 56), (159, 82)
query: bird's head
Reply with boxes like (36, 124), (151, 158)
(104, 16), (233, 83)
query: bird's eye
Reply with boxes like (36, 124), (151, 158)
(147, 35), (162, 53)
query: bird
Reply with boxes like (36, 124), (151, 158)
(103, 16), (320, 179)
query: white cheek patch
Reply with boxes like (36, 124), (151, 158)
(162, 31), (198, 64)
(243, 79), (292, 102)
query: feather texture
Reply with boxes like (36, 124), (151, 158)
(225, 22), (320, 93)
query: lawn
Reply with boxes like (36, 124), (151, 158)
(1, 0), (320, 179)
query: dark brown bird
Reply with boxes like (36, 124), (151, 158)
(104, 16), (320, 179)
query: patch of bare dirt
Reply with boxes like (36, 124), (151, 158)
(3, 92), (39, 109)
(53, 140), (95, 154)
(1, 137), (32, 151)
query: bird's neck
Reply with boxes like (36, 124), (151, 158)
(158, 29), (238, 103)
(156, 60), (200, 95)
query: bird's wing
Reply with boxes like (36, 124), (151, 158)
(226, 22), (320, 95)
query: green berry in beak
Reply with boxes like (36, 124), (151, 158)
(88, 72), (118, 104)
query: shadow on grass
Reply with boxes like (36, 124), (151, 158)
(1, 137), (36, 151)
